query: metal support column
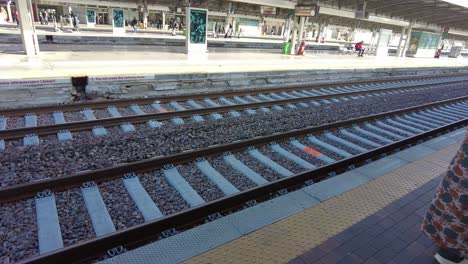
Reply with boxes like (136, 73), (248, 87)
(402, 21), (414, 57)
(296, 16), (305, 53)
(162, 12), (165, 29)
(18, 0), (39, 56)
(396, 27), (406, 57)
(7, 1), (13, 22)
(289, 16), (298, 55)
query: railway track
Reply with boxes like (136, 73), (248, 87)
(1, 96), (467, 264)
(0, 75), (467, 146)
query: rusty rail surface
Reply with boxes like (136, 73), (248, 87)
(1, 78), (466, 140)
(0, 73), (465, 117)
(18, 103), (467, 264)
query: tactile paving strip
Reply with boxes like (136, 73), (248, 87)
(185, 141), (462, 264)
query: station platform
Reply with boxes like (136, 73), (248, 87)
(0, 44), (467, 80)
(99, 128), (466, 264)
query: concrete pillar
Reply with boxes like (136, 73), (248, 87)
(402, 21), (414, 57)
(7, 2), (12, 22)
(162, 12), (165, 29)
(143, 11), (148, 29)
(396, 27), (406, 57)
(289, 16), (298, 55)
(225, 1), (232, 33)
(33, 0), (38, 22)
(296, 16), (305, 52)
(17, 0), (39, 55)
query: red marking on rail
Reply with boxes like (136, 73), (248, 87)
(304, 147), (321, 157)
(158, 108), (168, 113)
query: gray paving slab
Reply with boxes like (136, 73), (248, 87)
(163, 167), (205, 207)
(223, 154), (268, 186)
(392, 144), (437, 162)
(355, 156), (409, 180)
(422, 135), (458, 151)
(99, 216), (241, 264)
(227, 190), (319, 235)
(302, 170), (369, 202)
(81, 185), (116, 236)
(123, 176), (164, 221)
(35, 194), (64, 254)
(195, 160), (239, 196)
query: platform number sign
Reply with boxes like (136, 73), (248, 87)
(189, 9), (207, 44)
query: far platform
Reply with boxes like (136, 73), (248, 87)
(0, 43), (467, 80)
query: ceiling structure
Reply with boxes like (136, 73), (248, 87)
(320, 0), (468, 31)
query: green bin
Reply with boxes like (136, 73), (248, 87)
(183, 29), (187, 36)
(282, 42), (291, 55)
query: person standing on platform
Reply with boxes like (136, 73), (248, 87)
(72, 13), (79, 32)
(0, 7), (7, 24)
(131, 17), (138, 33)
(355, 41), (365, 57)
(422, 132), (468, 264)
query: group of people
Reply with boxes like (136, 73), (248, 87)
(0, 6), (19, 27)
(213, 22), (241, 39)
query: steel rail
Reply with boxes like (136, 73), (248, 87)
(0, 73), (465, 116)
(1, 95), (467, 205)
(19, 107), (467, 264)
(1, 79), (466, 140)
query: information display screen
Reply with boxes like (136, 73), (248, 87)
(189, 9), (207, 44)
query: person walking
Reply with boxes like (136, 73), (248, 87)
(71, 13), (79, 32)
(355, 41), (365, 57)
(421, 132), (468, 264)
(131, 17), (138, 33)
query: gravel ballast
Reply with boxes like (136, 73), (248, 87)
(1, 84), (467, 186)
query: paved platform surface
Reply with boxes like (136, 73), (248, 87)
(0, 43), (466, 80)
(99, 129), (466, 264)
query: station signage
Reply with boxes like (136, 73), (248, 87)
(294, 5), (318, 17)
